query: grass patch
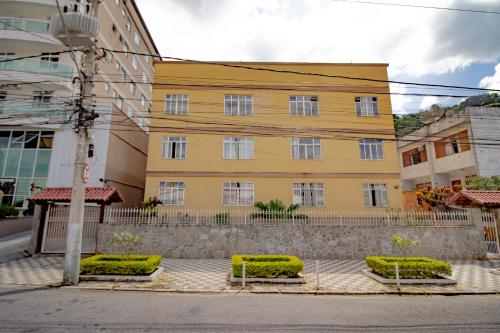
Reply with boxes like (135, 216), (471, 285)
(80, 255), (162, 276)
(232, 254), (304, 278)
(365, 256), (452, 279)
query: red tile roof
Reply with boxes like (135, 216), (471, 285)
(448, 190), (500, 208)
(29, 187), (123, 204)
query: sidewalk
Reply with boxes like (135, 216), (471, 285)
(0, 256), (499, 294)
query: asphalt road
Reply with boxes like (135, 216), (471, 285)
(0, 230), (31, 264)
(0, 288), (499, 332)
(0, 217), (32, 238)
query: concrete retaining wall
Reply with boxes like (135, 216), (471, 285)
(96, 224), (487, 260)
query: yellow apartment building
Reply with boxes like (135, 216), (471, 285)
(144, 62), (402, 210)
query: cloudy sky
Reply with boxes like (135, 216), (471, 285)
(136, 0), (500, 114)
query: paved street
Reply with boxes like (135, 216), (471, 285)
(0, 217), (32, 239)
(1, 257), (500, 294)
(0, 287), (499, 332)
(0, 231), (31, 264)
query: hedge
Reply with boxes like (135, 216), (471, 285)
(365, 256), (452, 279)
(232, 254), (304, 278)
(80, 255), (162, 275)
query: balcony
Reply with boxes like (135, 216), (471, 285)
(0, 57), (74, 89)
(401, 161), (431, 181)
(0, 101), (67, 118)
(434, 150), (475, 174)
(0, 17), (60, 45)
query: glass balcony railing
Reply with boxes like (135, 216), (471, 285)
(0, 17), (50, 34)
(0, 57), (74, 78)
(0, 102), (67, 117)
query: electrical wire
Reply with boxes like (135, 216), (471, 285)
(328, 0), (500, 15)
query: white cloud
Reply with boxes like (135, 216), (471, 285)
(419, 96), (439, 110)
(136, 0), (500, 113)
(479, 63), (500, 90)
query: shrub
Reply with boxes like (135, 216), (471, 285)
(0, 205), (19, 219)
(80, 255), (162, 275)
(213, 212), (230, 224)
(232, 254), (304, 278)
(250, 199), (308, 220)
(365, 256), (452, 279)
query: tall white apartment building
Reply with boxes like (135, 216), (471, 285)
(0, 0), (159, 206)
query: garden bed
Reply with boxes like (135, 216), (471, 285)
(79, 255), (163, 282)
(230, 254), (305, 284)
(363, 256), (456, 285)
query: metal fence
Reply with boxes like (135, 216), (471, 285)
(482, 211), (500, 254)
(103, 207), (473, 227)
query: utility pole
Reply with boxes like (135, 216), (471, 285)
(60, 1), (100, 285)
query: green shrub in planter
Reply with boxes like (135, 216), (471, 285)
(365, 256), (452, 279)
(0, 205), (19, 219)
(232, 254), (304, 278)
(80, 255), (162, 275)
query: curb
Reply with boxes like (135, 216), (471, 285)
(66, 285), (500, 296)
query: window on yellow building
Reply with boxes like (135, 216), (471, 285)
(363, 183), (388, 207)
(165, 94), (188, 115)
(224, 95), (252, 115)
(291, 137), (321, 160)
(290, 96), (319, 115)
(359, 138), (384, 160)
(222, 182), (254, 206)
(159, 181), (185, 205)
(162, 137), (186, 159)
(223, 137), (253, 159)
(355, 96), (379, 116)
(293, 183), (324, 206)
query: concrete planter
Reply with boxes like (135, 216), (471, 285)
(229, 272), (305, 284)
(80, 267), (164, 282)
(362, 269), (456, 285)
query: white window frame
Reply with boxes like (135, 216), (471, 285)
(119, 68), (126, 82)
(127, 104), (135, 118)
(32, 91), (53, 108)
(293, 183), (324, 207)
(134, 32), (141, 46)
(291, 137), (321, 160)
(355, 96), (379, 116)
(222, 182), (254, 206)
(224, 95), (253, 116)
(359, 138), (384, 160)
(165, 94), (189, 115)
(132, 56), (138, 70)
(129, 81), (136, 94)
(223, 137), (254, 160)
(290, 95), (319, 116)
(363, 183), (388, 207)
(162, 136), (186, 159)
(159, 181), (185, 205)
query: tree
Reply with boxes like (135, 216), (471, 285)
(416, 186), (455, 210)
(465, 176), (500, 191)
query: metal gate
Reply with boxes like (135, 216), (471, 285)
(41, 205), (100, 254)
(482, 211), (500, 254)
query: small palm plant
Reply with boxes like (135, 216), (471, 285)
(392, 234), (420, 258)
(251, 199), (307, 220)
(109, 231), (143, 259)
